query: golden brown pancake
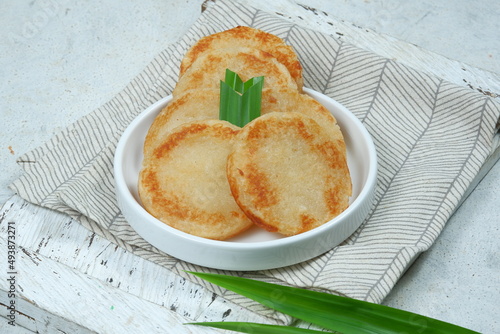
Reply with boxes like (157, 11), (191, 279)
(226, 112), (351, 236)
(260, 88), (345, 143)
(143, 89), (221, 157)
(172, 47), (298, 97)
(139, 120), (253, 240)
(180, 26), (303, 89)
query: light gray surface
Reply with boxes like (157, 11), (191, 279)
(1, 1), (499, 333)
(290, 0), (500, 75)
(384, 156), (500, 332)
(1, 0), (203, 204)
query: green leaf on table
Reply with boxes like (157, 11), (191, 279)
(186, 322), (327, 334)
(185, 271), (479, 334)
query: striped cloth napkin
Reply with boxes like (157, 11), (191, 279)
(10, 0), (500, 325)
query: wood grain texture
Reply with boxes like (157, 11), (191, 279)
(0, 195), (271, 333)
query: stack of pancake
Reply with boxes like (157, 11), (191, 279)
(138, 26), (352, 240)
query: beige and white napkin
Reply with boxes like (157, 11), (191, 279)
(10, 0), (500, 325)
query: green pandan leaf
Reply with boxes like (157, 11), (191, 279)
(220, 69), (264, 127)
(186, 322), (327, 334)
(185, 272), (478, 334)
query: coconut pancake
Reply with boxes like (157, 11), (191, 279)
(226, 112), (351, 236)
(139, 120), (253, 240)
(180, 26), (303, 89)
(172, 47), (298, 97)
(260, 88), (345, 143)
(143, 89), (221, 157)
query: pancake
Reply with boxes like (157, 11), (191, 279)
(143, 89), (221, 157)
(172, 47), (298, 97)
(180, 26), (303, 89)
(226, 112), (351, 236)
(260, 88), (344, 143)
(139, 120), (253, 240)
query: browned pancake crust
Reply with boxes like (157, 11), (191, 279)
(139, 120), (253, 240)
(226, 112), (352, 236)
(172, 47), (298, 97)
(260, 88), (345, 143)
(143, 89), (220, 157)
(180, 26), (303, 89)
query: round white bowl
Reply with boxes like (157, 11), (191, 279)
(114, 88), (377, 271)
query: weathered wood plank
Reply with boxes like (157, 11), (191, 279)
(0, 195), (271, 332)
(0, 237), (225, 333)
(1, 294), (96, 334)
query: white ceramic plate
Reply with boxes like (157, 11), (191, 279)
(114, 88), (377, 271)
